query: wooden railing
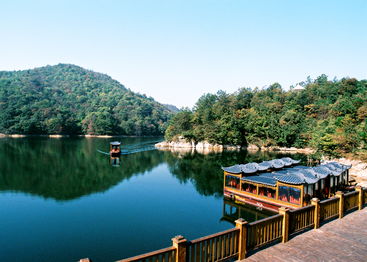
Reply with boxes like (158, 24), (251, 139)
(80, 187), (367, 262)
(247, 214), (283, 250)
(288, 205), (315, 234)
(344, 191), (359, 212)
(319, 197), (339, 222)
(116, 246), (176, 262)
(187, 228), (239, 262)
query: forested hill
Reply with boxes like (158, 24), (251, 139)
(166, 75), (367, 156)
(0, 64), (172, 135)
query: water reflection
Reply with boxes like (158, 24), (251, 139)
(0, 137), (307, 201)
(0, 137), (165, 200)
(221, 199), (275, 225)
(110, 156), (121, 167)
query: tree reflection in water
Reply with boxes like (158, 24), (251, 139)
(0, 137), (307, 201)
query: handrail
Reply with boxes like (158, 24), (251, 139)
(247, 214), (283, 250)
(190, 228), (239, 244)
(344, 191), (359, 211)
(319, 197), (339, 222)
(289, 205), (314, 234)
(289, 205), (314, 214)
(344, 191), (359, 197)
(248, 214), (282, 226)
(319, 197), (339, 204)
(188, 227), (239, 262)
(116, 246), (176, 262)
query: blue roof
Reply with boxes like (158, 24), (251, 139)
(259, 172), (278, 178)
(258, 161), (272, 171)
(312, 166), (330, 178)
(222, 158), (302, 175)
(242, 176), (277, 186)
(240, 166), (322, 185)
(275, 173), (304, 185)
(326, 162), (352, 171)
(224, 160), (352, 186)
(110, 141), (121, 145)
(270, 159), (285, 169)
(222, 165), (242, 174)
(283, 157), (301, 165)
(280, 157), (293, 166)
(241, 163), (260, 173)
(293, 165), (309, 169)
(292, 169), (319, 184)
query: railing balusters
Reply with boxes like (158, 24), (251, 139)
(115, 188), (366, 262)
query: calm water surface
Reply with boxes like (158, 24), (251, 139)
(0, 137), (305, 262)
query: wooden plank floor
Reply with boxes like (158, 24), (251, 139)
(243, 208), (367, 262)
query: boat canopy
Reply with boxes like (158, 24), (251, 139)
(226, 161), (351, 186)
(242, 175), (277, 187)
(221, 157), (301, 174)
(258, 161), (272, 171)
(222, 165), (243, 174)
(110, 141), (121, 146)
(241, 163), (260, 174)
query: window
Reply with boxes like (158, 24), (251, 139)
(242, 182), (257, 194)
(225, 176), (240, 190)
(258, 186), (276, 198)
(278, 186), (301, 204)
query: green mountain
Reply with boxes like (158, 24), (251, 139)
(166, 75), (367, 157)
(0, 64), (172, 135)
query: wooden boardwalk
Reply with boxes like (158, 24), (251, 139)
(243, 208), (367, 262)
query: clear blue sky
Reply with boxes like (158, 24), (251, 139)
(1, 0), (366, 108)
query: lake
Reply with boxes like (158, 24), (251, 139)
(0, 137), (305, 262)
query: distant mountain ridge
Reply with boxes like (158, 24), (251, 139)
(0, 64), (172, 135)
(163, 104), (180, 113)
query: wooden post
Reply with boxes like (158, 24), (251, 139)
(235, 218), (248, 260)
(311, 198), (320, 229)
(336, 191), (344, 219)
(172, 235), (187, 262)
(356, 186), (363, 210)
(278, 207), (289, 243)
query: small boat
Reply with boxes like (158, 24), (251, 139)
(110, 141), (121, 157)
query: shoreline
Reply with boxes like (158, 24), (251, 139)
(155, 140), (315, 154)
(0, 133), (162, 139)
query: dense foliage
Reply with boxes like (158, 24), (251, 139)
(166, 75), (367, 155)
(0, 64), (172, 135)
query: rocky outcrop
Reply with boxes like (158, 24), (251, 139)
(259, 146), (315, 154)
(156, 138), (316, 154)
(155, 137), (241, 154)
(247, 144), (260, 151)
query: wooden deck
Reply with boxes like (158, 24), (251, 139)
(243, 208), (367, 262)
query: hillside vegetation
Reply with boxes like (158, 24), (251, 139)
(0, 64), (172, 135)
(166, 75), (367, 156)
